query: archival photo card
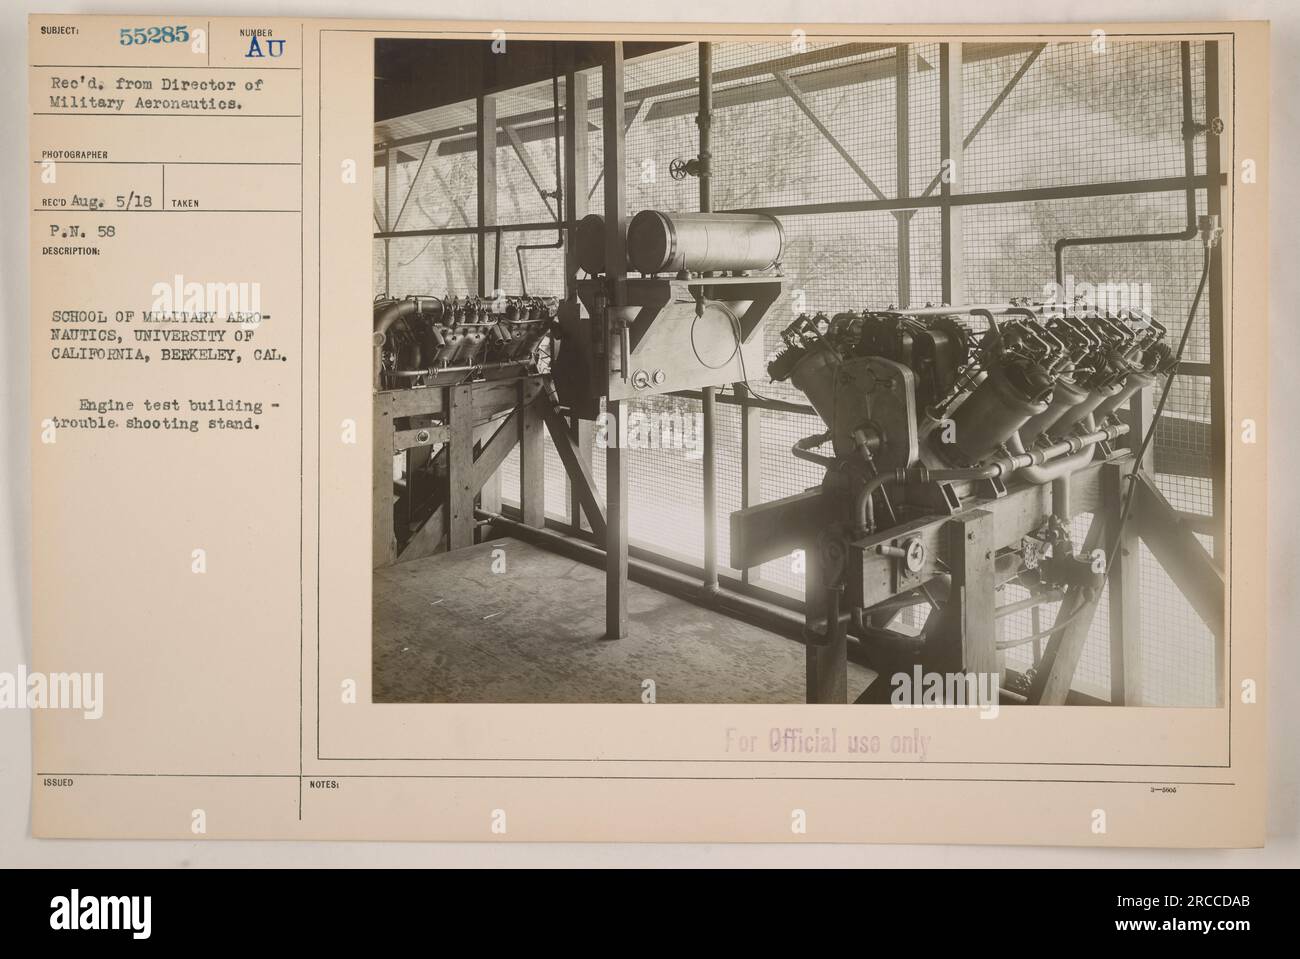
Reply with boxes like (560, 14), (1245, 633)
(26, 15), (1269, 846)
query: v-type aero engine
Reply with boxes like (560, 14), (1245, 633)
(731, 302), (1176, 704)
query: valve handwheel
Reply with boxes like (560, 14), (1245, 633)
(903, 538), (927, 574)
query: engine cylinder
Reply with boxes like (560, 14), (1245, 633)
(784, 346), (839, 428)
(1019, 375), (1090, 444)
(1048, 379), (1123, 435)
(1092, 369), (1160, 420)
(946, 360), (1052, 464)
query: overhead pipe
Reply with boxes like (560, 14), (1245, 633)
(514, 43), (565, 296)
(1052, 41), (1200, 288)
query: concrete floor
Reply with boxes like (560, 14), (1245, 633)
(373, 536), (871, 703)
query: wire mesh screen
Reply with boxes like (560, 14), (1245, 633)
(498, 432), (572, 526)
(375, 95), (479, 299)
(961, 41), (1206, 194)
(374, 37), (1222, 706)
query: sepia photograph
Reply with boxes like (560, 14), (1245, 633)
(370, 34), (1227, 709)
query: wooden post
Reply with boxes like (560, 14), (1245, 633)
(603, 42), (629, 640)
(948, 509), (997, 677)
(570, 417), (594, 533)
(1028, 511), (1108, 705)
(519, 385), (546, 527)
(476, 420), (502, 531)
(447, 384), (476, 550)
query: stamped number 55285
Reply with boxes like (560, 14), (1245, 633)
(119, 26), (190, 45)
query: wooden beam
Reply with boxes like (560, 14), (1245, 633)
(1133, 471), (1225, 638)
(470, 408), (522, 494)
(375, 374), (546, 420)
(1027, 512), (1108, 705)
(541, 399), (607, 540)
(392, 424), (450, 453)
(397, 504), (447, 564)
(474, 419), (502, 542)
(945, 509), (998, 677)
(730, 488), (835, 569)
(569, 416), (595, 533)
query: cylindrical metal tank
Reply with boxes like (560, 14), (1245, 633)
(946, 359), (1052, 464)
(625, 211), (784, 276)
